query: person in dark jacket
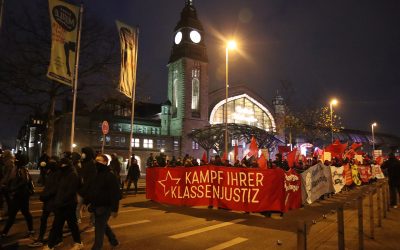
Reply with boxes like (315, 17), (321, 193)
(85, 154), (120, 250)
(109, 153), (122, 187)
(28, 157), (61, 247)
(37, 151), (50, 186)
(44, 157), (83, 250)
(381, 153), (400, 207)
(1, 155), (34, 238)
(125, 157), (140, 194)
(77, 147), (96, 224)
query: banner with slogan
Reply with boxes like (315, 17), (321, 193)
(371, 164), (385, 179)
(351, 165), (362, 186)
(47, 0), (80, 86)
(358, 166), (372, 183)
(283, 170), (302, 212)
(330, 166), (345, 193)
(343, 164), (353, 186)
(301, 163), (334, 204)
(116, 20), (138, 98)
(146, 166), (302, 213)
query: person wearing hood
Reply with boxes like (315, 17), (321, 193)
(1, 151), (34, 238)
(382, 153), (400, 208)
(28, 157), (62, 247)
(85, 154), (121, 250)
(43, 157), (83, 250)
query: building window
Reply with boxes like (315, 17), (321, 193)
(137, 126), (143, 134)
(157, 139), (166, 149)
(174, 140), (179, 151)
(143, 139), (153, 149)
(192, 141), (199, 150)
(121, 137), (126, 144)
(143, 127), (148, 134)
(131, 138), (140, 148)
(191, 78), (200, 111)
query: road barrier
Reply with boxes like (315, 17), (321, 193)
(297, 179), (390, 250)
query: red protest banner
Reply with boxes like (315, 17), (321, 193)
(146, 166), (301, 213)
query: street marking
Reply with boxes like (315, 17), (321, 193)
(1, 238), (31, 248)
(169, 219), (246, 239)
(206, 237), (248, 250)
(84, 220), (151, 233)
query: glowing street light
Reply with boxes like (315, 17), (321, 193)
(329, 99), (338, 143)
(371, 122), (377, 153)
(225, 40), (237, 157)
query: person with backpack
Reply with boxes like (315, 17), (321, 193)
(1, 151), (34, 238)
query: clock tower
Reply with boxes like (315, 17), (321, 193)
(166, 0), (209, 158)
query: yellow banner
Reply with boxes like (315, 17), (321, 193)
(47, 0), (80, 86)
(116, 20), (138, 98)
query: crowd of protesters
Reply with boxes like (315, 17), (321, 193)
(0, 147), (141, 249)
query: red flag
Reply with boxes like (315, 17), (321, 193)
(286, 148), (298, 168)
(278, 146), (291, 154)
(325, 140), (348, 159)
(201, 151), (207, 163)
(247, 136), (258, 158)
(257, 154), (267, 169)
(221, 152), (227, 162)
(351, 142), (362, 151)
(234, 144), (239, 161)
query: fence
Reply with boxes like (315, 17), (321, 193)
(297, 180), (390, 250)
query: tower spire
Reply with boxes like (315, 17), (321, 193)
(185, 0), (193, 6)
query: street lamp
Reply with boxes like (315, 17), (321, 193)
(371, 122), (377, 154)
(225, 40), (237, 157)
(329, 99), (338, 143)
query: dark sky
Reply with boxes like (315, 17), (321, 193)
(1, 0), (400, 147)
(87, 0), (400, 136)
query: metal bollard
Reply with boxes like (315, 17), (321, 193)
(297, 220), (307, 250)
(358, 196), (364, 250)
(337, 204), (345, 250)
(369, 188), (374, 239)
(377, 184), (382, 227)
(383, 182), (387, 219)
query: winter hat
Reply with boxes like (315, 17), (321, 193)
(95, 154), (109, 165)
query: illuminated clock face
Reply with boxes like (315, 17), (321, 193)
(174, 31), (182, 45)
(190, 30), (201, 43)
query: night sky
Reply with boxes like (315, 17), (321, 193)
(1, 0), (400, 147)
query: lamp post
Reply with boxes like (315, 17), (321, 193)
(329, 99), (338, 143)
(225, 40), (237, 156)
(371, 122), (377, 154)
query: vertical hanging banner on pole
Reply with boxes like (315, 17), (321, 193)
(116, 20), (138, 98)
(47, 0), (80, 86)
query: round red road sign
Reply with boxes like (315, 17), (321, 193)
(101, 121), (109, 135)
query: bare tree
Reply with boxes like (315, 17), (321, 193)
(0, 0), (118, 155)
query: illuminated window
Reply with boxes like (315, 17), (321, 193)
(191, 78), (200, 111)
(131, 138), (140, 148)
(192, 141), (199, 150)
(121, 137), (126, 144)
(143, 139), (153, 149)
(174, 140), (179, 151)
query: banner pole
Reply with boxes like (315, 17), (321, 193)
(70, 4), (83, 152)
(0, 0), (4, 32)
(128, 27), (139, 166)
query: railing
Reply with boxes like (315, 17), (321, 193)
(297, 180), (390, 250)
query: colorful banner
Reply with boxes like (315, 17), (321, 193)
(358, 166), (372, 183)
(343, 164), (353, 186)
(371, 164), (385, 179)
(301, 163), (334, 204)
(351, 165), (362, 185)
(116, 20), (138, 98)
(47, 0), (80, 86)
(146, 166), (302, 213)
(330, 166), (345, 193)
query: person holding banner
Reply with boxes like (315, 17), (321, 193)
(381, 153), (400, 208)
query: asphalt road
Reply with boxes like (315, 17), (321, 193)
(1, 179), (400, 250)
